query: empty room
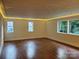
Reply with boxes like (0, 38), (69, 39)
(0, 0), (79, 59)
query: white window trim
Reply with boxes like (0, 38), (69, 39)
(67, 20), (70, 34)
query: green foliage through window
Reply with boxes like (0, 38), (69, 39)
(59, 21), (67, 33)
(70, 20), (79, 34)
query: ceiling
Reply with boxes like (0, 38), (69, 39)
(2, 0), (79, 19)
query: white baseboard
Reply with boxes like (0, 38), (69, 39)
(4, 37), (46, 41)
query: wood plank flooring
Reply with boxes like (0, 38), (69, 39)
(0, 38), (79, 59)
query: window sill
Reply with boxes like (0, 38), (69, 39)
(57, 32), (79, 36)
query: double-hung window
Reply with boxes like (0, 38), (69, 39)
(69, 20), (79, 34)
(28, 21), (34, 32)
(7, 21), (14, 33)
(57, 20), (67, 33)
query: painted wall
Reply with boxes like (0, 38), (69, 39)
(0, 14), (4, 55)
(0, 15), (2, 54)
(4, 19), (48, 41)
(47, 16), (79, 48)
(0, 16), (2, 43)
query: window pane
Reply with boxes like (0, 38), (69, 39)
(7, 21), (14, 32)
(7, 21), (13, 27)
(70, 20), (79, 34)
(28, 22), (33, 32)
(59, 21), (67, 33)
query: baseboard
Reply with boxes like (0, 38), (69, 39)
(4, 37), (47, 42)
(47, 37), (79, 50)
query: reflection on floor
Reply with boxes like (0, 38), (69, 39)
(0, 38), (79, 59)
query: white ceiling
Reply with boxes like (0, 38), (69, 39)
(2, 0), (79, 19)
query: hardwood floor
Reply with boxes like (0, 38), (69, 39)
(0, 38), (79, 59)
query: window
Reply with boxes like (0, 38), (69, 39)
(58, 21), (67, 33)
(28, 21), (34, 32)
(69, 20), (79, 34)
(57, 20), (79, 35)
(7, 21), (14, 33)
